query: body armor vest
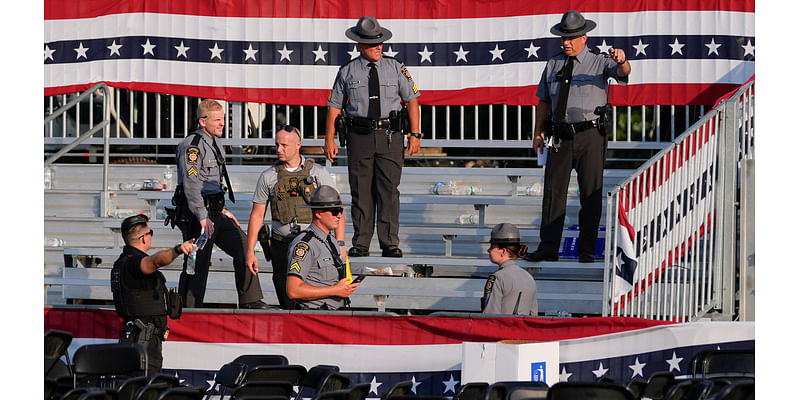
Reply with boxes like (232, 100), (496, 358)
(111, 252), (169, 319)
(271, 159), (317, 225)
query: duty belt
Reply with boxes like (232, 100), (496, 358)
(271, 231), (298, 244)
(348, 117), (391, 130)
(554, 119), (599, 138)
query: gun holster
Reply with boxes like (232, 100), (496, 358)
(594, 104), (613, 136)
(257, 225), (272, 262)
(389, 105), (409, 133)
(335, 114), (349, 148)
(167, 287), (182, 320)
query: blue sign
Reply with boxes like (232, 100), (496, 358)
(531, 362), (546, 383)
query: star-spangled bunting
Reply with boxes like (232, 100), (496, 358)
(44, 1), (755, 106)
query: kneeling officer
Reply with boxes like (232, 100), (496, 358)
(286, 186), (361, 310)
(111, 214), (194, 374)
(482, 223), (538, 315)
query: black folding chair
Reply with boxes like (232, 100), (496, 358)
(133, 382), (172, 400)
(232, 354), (289, 369)
(708, 381), (754, 400)
(390, 396), (450, 400)
(347, 383), (371, 400)
(486, 381), (549, 400)
(155, 386), (206, 400)
(243, 365), (307, 387)
(60, 387), (90, 400)
(626, 377), (647, 400)
(294, 365), (350, 400)
(77, 389), (120, 400)
(45, 329), (73, 377)
(546, 382), (635, 400)
(701, 350), (755, 376)
(312, 389), (352, 400)
(231, 381), (294, 399)
(206, 362), (249, 400)
(454, 382), (488, 400)
(642, 371), (676, 400)
(73, 342), (147, 389)
(381, 380), (412, 400)
(116, 376), (149, 400)
(149, 373), (180, 387)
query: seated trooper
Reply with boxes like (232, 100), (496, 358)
(286, 185), (361, 310)
(482, 223), (538, 315)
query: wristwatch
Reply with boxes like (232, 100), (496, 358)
(409, 132), (423, 139)
(337, 240), (345, 246)
(173, 244), (182, 255)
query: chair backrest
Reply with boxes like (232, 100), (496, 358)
(116, 376), (149, 400)
(134, 382), (171, 400)
(663, 380), (693, 400)
(155, 386), (206, 400)
(347, 382), (371, 400)
(45, 329), (73, 358)
(77, 389), (120, 400)
(489, 381), (549, 400)
(232, 381), (294, 399)
(73, 342), (147, 376)
(149, 373), (180, 387)
(626, 378), (647, 400)
(454, 382), (488, 400)
(381, 380), (413, 400)
(684, 380), (715, 400)
(244, 365), (308, 386)
(702, 351), (755, 376)
(546, 382), (635, 400)
(301, 365), (341, 389)
(319, 373), (351, 393)
(232, 354), (289, 369)
(643, 371), (676, 400)
(312, 389), (352, 400)
(710, 381), (754, 400)
(61, 388), (90, 400)
(46, 356), (72, 379)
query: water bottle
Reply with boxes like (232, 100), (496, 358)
(44, 167), (54, 190)
(537, 147), (548, 167)
(119, 182), (143, 191)
(163, 167), (174, 191)
(458, 185), (482, 196)
(431, 181), (455, 195)
(186, 230), (209, 276)
(44, 237), (65, 247)
(568, 182), (579, 197)
(517, 183), (543, 196)
(457, 214), (477, 224)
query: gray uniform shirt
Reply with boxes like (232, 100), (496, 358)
(176, 128), (226, 221)
(536, 46), (628, 123)
(327, 55), (420, 118)
(482, 259), (538, 315)
(287, 223), (345, 310)
(252, 156), (336, 238)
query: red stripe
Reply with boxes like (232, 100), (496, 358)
(44, 82), (743, 107)
(44, 308), (671, 344)
(44, 0), (755, 20)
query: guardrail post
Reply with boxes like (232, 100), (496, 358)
(231, 102), (244, 165)
(739, 159), (755, 321)
(716, 100), (738, 319)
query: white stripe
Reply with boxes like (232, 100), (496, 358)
(45, 11), (754, 43)
(44, 59), (754, 90)
(559, 321), (754, 363)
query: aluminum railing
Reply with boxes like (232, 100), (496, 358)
(603, 80), (754, 321)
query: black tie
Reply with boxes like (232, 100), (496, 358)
(210, 137), (235, 203)
(554, 56), (575, 123)
(367, 62), (381, 120)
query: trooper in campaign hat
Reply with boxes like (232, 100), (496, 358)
(345, 16), (393, 44)
(301, 185), (344, 209)
(482, 223), (538, 316)
(550, 9), (597, 37)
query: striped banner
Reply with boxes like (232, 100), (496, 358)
(44, 0), (755, 106)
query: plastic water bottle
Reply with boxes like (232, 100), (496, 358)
(568, 182), (579, 197)
(44, 237), (65, 247)
(186, 230), (208, 276)
(44, 167), (54, 190)
(457, 214), (478, 224)
(119, 182), (143, 191)
(431, 181), (455, 195)
(163, 167), (174, 191)
(517, 183), (543, 196)
(537, 147), (548, 167)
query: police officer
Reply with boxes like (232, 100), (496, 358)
(525, 10), (631, 263)
(245, 125), (345, 309)
(324, 15), (423, 258)
(175, 99), (267, 308)
(483, 223), (538, 315)
(286, 185), (361, 310)
(111, 214), (194, 373)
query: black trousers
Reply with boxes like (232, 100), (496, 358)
(268, 238), (297, 310)
(177, 211), (263, 307)
(347, 128), (404, 250)
(538, 127), (607, 256)
(119, 329), (162, 374)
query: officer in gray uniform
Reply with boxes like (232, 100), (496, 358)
(245, 125), (344, 309)
(174, 99), (266, 309)
(483, 223), (538, 315)
(324, 15), (423, 258)
(286, 185), (361, 310)
(525, 10), (631, 264)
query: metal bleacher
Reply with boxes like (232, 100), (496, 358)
(44, 163), (632, 316)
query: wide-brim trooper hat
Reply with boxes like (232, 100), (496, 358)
(300, 185), (343, 209)
(550, 10), (596, 37)
(345, 16), (393, 44)
(482, 223), (525, 245)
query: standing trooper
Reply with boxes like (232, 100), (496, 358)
(245, 125), (346, 310)
(483, 223), (538, 315)
(325, 15), (423, 258)
(286, 185), (361, 310)
(525, 10), (631, 263)
(174, 99), (266, 309)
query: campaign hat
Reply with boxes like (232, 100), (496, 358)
(550, 10), (596, 37)
(345, 16), (393, 44)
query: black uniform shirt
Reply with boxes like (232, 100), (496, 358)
(116, 245), (168, 327)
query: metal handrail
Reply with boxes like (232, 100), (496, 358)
(44, 82), (112, 217)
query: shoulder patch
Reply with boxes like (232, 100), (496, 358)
(186, 147), (200, 165)
(292, 242), (310, 261)
(289, 261), (301, 273)
(484, 275), (497, 295)
(401, 65), (414, 83)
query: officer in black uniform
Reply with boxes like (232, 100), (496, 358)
(482, 223), (538, 315)
(325, 15), (423, 258)
(286, 186), (361, 310)
(111, 214), (194, 373)
(173, 99), (267, 308)
(525, 10), (630, 263)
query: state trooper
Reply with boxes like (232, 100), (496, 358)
(526, 10), (631, 264)
(324, 15), (423, 258)
(173, 99), (267, 309)
(483, 223), (538, 315)
(245, 125), (345, 310)
(286, 185), (361, 310)
(111, 214), (194, 373)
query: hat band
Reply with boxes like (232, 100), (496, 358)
(312, 201), (342, 207)
(356, 29), (384, 40)
(560, 24), (586, 34)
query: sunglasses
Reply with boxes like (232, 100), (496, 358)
(323, 208), (344, 216)
(136, 229), (154, 240)
(277, 124), (301, 139)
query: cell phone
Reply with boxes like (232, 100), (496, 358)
(351, 274), (366, 283)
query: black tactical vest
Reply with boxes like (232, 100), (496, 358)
(111, 251), (169, 319)
(270, 159), (317, 224)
